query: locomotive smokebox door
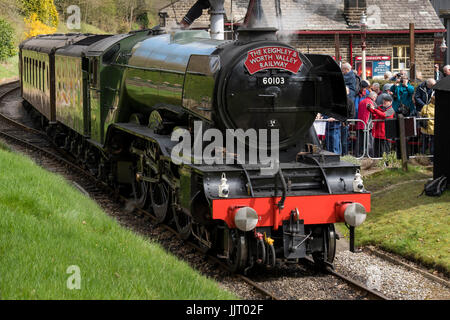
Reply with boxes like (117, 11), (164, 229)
(282, 212), (306, 259)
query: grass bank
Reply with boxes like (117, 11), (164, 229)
(0, 147), (236, 299)
(0, 55), (19, 81)
(346, 166), (450, 273)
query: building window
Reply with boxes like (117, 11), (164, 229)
(344, 0), (367, 8)
(392, 45), (410, 74)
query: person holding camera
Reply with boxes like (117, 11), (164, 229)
(390, 74), (415, 116)
(390, 70), (407, 81)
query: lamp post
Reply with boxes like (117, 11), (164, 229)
(441, 38), (448, 53)
(360, 12), (368, 81)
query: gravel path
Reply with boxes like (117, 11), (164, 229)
(334, 250), (450, 300)
(247, 263), (369, 300)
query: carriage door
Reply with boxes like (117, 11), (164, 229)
(82, 57), (90, 137)
(89, 57), (102, 143)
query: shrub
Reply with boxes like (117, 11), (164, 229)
(378, 151), (402, 169)
(136, 13), (149, 29)
(24, 13), (57, 39)
(20, 0), (59, 28)
(373, 79), (420, 90)
(0, 18), (16, 62)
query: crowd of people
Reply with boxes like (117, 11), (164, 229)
(317, 63), (449, 158)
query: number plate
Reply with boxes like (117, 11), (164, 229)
(258, 77), (286, 86)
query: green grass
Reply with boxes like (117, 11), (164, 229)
(0, 55), (19, 81)
(342, 166), (450, 273)
(363, 165), (432, 193)
(57, 22), (109, 35)
(0, 148), (236, 299)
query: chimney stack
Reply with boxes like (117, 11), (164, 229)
(344, 0), (367, 27)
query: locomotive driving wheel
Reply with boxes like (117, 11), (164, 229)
(227, 229), (248, 273)
(132, 179), (148, 210)
(312, 224), (336, 268)
(149, 182), (170, 223)
(173, 207), (192, 240)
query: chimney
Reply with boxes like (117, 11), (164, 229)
(344, 0), (367, 27)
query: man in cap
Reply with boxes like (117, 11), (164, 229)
(376, 83), (393, 106)
(435, 65), (450, 81)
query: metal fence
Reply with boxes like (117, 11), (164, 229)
(314, 117), (435, 160)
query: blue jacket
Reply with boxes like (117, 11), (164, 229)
(344, 71), (357, 100)
(391, 83), (415, 115)
(354, 89), (370, 118)
(414, 81), (433, 113)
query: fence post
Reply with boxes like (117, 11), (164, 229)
(398, 114), (409, 171)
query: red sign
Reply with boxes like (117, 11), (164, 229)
(244, 46), (302, 75)
(355, 56), (391, 61)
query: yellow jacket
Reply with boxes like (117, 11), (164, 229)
(420, 102), (435, 135)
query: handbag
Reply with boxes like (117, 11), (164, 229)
(398, 103), (410, 116)
(419, 118), (429, 129)
(420, 176), (448, 197)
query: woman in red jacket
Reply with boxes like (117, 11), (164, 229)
(369, 95), (395, 158)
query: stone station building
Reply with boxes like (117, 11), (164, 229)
(159, 0), (446, 80)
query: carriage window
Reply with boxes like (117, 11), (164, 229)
(34, 59), (37, 88)
(24, 57), (27, 83)
(32, 59), (35, 88)
(39, 61), (41, 90)
(42, 62), (46, 92)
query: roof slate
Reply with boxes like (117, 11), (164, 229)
(160, 0), (445, 31)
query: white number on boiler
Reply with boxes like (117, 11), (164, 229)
(262, 77), (285, 85)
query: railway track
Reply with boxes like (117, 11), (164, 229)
(0, 81), (388, 300)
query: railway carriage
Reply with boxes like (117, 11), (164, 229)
(19, 26), (371, 272)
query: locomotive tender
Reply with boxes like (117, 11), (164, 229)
(19, 26), (370, 272)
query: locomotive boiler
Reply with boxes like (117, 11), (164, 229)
(19, 26), (370, 272)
